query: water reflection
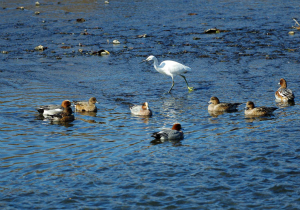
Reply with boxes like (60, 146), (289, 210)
(208, 110), (239, 117)
(208, 110), (226, 117)
(130, 115), (151, 124)
(49, 121), (75, 127)
(150, 138), (183, 146)
(160, 94), (189, 117)
(75, 111), (97, 117)
(244, 115), (276, 123)
(275, 100), (295, 108)
(76, 117), (97, 124)
(35, 114), (75, 127)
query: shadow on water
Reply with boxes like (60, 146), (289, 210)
(208, 110), (240, 118)
(35, 114), (75, 127)
(275, 100), (295, 108)
(130, 115), (152, 124)
(244, 115), (278, 123)
(150, 138), (183, 146)
(75, 111), (97, 117)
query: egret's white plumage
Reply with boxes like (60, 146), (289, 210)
(145, 55), (194, 93)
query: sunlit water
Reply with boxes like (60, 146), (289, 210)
(0, 0), (300, 209)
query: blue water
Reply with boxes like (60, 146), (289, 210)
(0, 0), (300, 209)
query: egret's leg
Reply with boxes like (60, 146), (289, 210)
(180, 75), (194, 91)
(168, 80), (175, 93)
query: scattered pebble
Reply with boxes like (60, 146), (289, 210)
(137, 34), (147, 38)
(105, 1), (109, 4)
(35, 1), (40, 6)
(80, 29), (89, 35)
(204, 28), (229, 34)
(35, 11), (40, 15)
(34, 45), (47, 51)
(287, 48), (296, 52)
(288, 31), (295, 35)
(205, 28), (220, 34)
(113, 40), (120, 44)
(76, 18), (86, 22)
(100, 50), (110, 55)
(16, 6), (25, 10)
(1, 51), (8, 54)
(188, 13), (197, 16)
(90, 50), (110, 56)
(61, 46), (71, 49)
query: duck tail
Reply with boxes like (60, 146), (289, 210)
(36, 108), (44, 114)
(151, 132), (161, 138)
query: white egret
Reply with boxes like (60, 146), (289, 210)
(144, 55), (194, 93)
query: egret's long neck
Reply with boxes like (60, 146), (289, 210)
(152, 57), (159, 71)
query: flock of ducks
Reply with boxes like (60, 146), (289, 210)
(36, 55), (295, 142)
(37, 97), (98, 122)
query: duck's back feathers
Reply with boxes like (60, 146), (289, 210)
(152, 129), (183, 140)
(208, 96), (242, 112)
(45, 100), (74, 122)
(245, 101), (277, 116)
(130, 102), (152, 116)
(257, 107), (278, 113)
(36, 100), (71, 115)
(275, 88), (295, 101)
(275, 78), (295, 102)
(151, 123), (183, 140)
(209, 103), (242, 112)
(74, 97), (97, 112)
(36, 104), (63, 115)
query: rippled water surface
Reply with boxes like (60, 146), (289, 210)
(1, 0), (300, 209)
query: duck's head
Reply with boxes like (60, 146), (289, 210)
(89, 97), (98, 104)
(245, 101), (255, 110)
(209, 96), (220, 105)
(61, 100), (72, 108)
(172, 123), (182, 131)
(142, 102), (149, 110)
(279, 78), (287, 88)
